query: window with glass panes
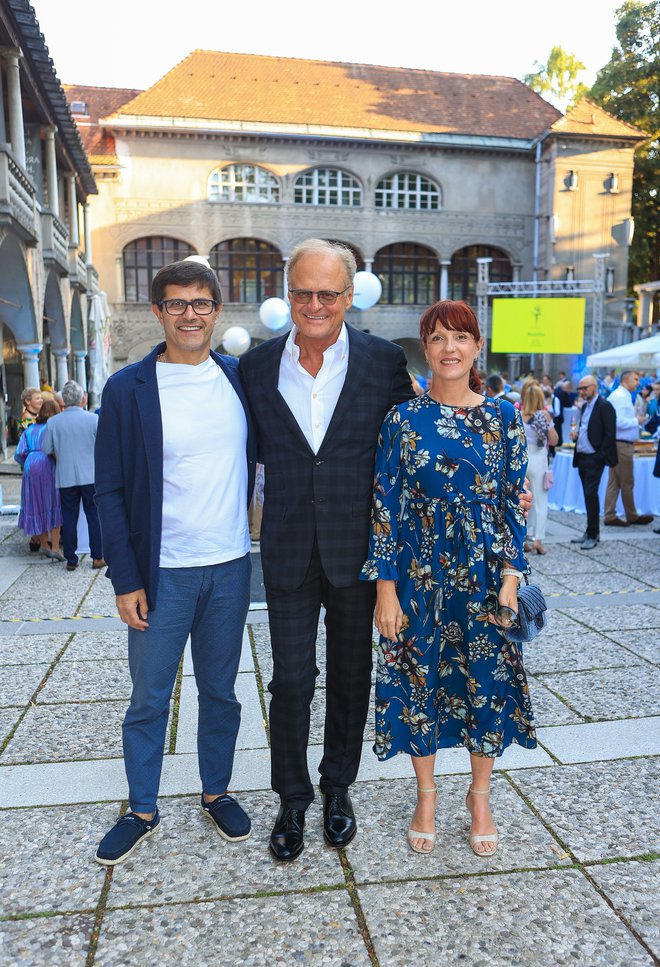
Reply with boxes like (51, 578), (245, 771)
(375, 173), (440, 210)
(208, 164), (280, 203)
(123, 237), (195, 303)
(293, 168), (362, 206)
(448, 245), (512, 302)
(209, 239), (283, 303)
(373, 243), (439, 305)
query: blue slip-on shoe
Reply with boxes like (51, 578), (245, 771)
(201, 794), (251, 842)
(95, 809), (160, 866)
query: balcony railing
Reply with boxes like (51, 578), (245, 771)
(0, 147), (38, 244)
(41, 211), (69, 274)
(69, 246), (88, 289)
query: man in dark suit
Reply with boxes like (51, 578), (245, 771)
(240, 239), (415, 860)
(94, 258), (256, 865)
(570, 375), (617, 550)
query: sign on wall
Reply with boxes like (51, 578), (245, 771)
(491, 298), (585, 354)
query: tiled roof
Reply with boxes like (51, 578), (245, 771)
(550, 98), (646, 140)
(106, 50), (562, 141)
(63, 85), (142, 165)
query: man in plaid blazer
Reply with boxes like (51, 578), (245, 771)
(240, 239), (415, 860)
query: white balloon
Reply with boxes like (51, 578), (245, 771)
(222, 326), (251, 356)
(259, 297), (290, 331)
(352, 271), (382, 310)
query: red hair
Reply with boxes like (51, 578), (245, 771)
(420, 300), (482, 393)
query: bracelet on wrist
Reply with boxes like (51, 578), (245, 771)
(501, 568), (522, 585)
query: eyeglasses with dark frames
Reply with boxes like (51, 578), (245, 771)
(159, 299), (218, 316)
(288, 287), (352, 306)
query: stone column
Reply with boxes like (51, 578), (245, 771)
(3, 48), (25, 167)
(282, 256), (289, 297)
(17, 343), (41, 389)
(440, 260), (451, 300)
(67, 175), (79, 246)
(364, 258), (373, 272)
(44, 126), (59, 216)
(0, 61), (7, 143)
(83, 203), (93, 264)
(512, 264), (522, 284)
(73, 351), (87, 392)
(53, 349), (69, 391)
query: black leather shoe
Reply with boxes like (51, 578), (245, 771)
(322, 792), (357, 848)
(570, 532), (588, 543)
(269, 805), (305, 861)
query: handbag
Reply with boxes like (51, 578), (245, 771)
(542, 467), (554, 490)
(493, 399), (548, 643)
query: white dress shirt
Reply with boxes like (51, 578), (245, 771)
(278, 323), (349, 453)
(576, 396), (597, 454)
(607, 385), (640, 442)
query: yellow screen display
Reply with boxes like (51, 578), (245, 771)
(491, 298), (585, 354)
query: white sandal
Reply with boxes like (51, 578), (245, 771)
(407, 785), (437, 854)
(466, 787), (499, 856)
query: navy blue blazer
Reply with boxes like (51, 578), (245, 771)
(94, 343), (256, 609)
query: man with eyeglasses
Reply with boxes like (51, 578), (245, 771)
(93, 258), (256, 866)
(239, 238), (415, 861)
(570, 375), (617, 550)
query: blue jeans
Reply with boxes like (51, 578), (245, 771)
(122, 555), (251, 813)
(59, 484), (103, 565)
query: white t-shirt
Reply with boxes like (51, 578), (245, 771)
(156, 356), (249, 568)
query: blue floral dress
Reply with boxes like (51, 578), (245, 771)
(361, 394), (536, 760)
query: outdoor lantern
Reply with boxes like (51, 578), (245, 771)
(564, 266), (575, 283)
(607, 172), (619, 193)
(567, 170), (579, 191)
(606, 267), (615, 295)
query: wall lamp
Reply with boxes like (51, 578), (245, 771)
(567, 170), (579, 191)
(605, 267), (615, 295)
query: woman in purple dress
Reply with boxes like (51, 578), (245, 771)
(15, 398), (65, 560)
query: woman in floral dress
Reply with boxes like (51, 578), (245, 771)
(361, 301), (536, 857)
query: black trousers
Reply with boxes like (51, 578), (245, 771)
(265, 541), (376, 810)
(575, 453), (606, 539)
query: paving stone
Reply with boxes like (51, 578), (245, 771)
(590, 859), (660, 957)
(39, 659), (132, 703)
(528, 676), (584, 726)
(1, 701), (127, 763)
(539, 610), (591, 637)
(0, 913), (93, 966)
(0, 707), (20, 745)
(360, 869), (653, 967)
(106, 792), (345, 906)
(175, 673), (268, 754)
(0, 662), (49, 707)
(552, 572), (651, 593)
(0, 565), (96, 620)
(603, 629), (660, 665)
(96, 891), (369, 966)
(515, 759), (659, 862)
(0, 802), (118, 915)
(528, 574), (570, 596)
(538, 718), (660, 764)
(61, 631), (127, 662)
(558, 604), (660, 633)
(0, 633), (69, 665)
(532, 547), (611, 575)
(539, 665), (660, 721)
(524, 632), (632, 675)
(346, 775), (570, 882)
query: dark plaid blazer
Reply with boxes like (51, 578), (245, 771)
(240, 325), (414, 590)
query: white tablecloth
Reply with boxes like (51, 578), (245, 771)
(548, 449), (660, 516)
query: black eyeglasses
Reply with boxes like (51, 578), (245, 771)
(159, 299), (218, 316)
(288, 287), (351, 305)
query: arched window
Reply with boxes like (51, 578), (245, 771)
(209, 238), (283, 303)
(208, 164), (280, 203)
(123, 236), (195, 303)
(293, 168), (362, 206)
(373, 243), (439, 305)
(448, 245), (513, 302)
(375, 172), (440, 210)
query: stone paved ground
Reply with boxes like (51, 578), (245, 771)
(0, 495), (659, 966)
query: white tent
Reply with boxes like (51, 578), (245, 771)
(586, 333), (660, 369)
(87, 292), (112, 409)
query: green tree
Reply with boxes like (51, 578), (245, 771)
(589, 0), (659, 315)
(523, 45), (588, 111)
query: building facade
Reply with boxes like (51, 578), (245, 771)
(66, 51), (645, 379)
(0, 0), (101, 436)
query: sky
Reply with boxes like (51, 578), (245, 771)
(29, 0), (622, 92)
